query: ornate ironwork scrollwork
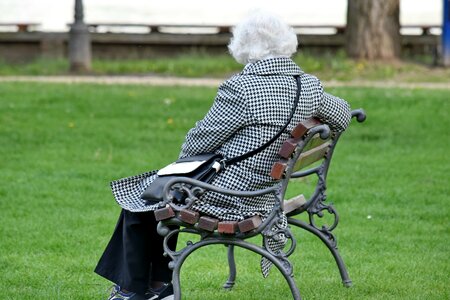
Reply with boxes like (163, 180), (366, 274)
(161, 182), (207, 211)
(262, 208), (296, 276)
(305, 166), (339, 248)
(160, 227), (199, 270)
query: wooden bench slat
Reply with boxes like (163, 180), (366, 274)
(198, 216), (219, 232)
(303, 134), (331, 152)
(270, 160), (288, 180)
(238, 216), (262, 233)
(154, 206), (175, 221)
(283, 194), (307, 214)
(279, 134), (330, 160)
(279, 138), (300, 158)
(179, 209), (200, 224)
(291, 118), (322, 139)
(218, 221), (239, 234)
(294, 142), (331, 171)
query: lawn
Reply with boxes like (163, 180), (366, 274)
(0, 82), (448, 299)
(2, 51), (450, 83)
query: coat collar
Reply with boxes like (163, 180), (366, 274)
(241, 57), (303, 76)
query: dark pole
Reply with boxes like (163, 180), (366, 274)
(69, 0), (91, 72)
(443, 0), (450, 67)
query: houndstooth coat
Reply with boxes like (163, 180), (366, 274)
(111, 57), (351, 219)
(111, 57), (351, 276)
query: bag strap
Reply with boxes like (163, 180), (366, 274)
(224, 75), (302, 167)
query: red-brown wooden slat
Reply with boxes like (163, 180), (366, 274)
(154, 206), (175, 221)
(270, 160), (288, 179)
(218, 221), (239, 234)
(279, 138), (300, 158)
(238, 216), (262, 233)
(178, 209), (200, 224)
(198, 216), (219, 232)
(291, 118), (322, 139)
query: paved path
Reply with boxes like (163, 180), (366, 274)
(0, 75), (449, 89)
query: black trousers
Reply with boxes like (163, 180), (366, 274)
(95, 209), (178, 295)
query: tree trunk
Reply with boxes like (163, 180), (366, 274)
(346, 0), (401, 60)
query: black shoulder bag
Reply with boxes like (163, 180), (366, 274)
(141, 76), (302, 203)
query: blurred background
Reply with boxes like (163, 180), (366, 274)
(0, 0), (447, 73)
(0, 0), (441, 32)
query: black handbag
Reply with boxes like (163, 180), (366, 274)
(141, 76), (302, 203)
(141, 153), (224, 203)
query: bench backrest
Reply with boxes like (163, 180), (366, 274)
(270, 118), (340, 215)
(271, 118), (333, 180)
(270, 110), (366, 215)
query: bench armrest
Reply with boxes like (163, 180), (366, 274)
(156, 177), (282, 238)
(160, 176), (279, 211)
(351, 109), (366, 122)
(290, 108), (366, 179)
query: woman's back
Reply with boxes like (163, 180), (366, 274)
(180, 57), (349, 221)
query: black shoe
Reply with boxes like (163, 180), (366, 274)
(145, 284), (174, 300)
(157, 284), (174, 300)
(108, 285), (148, 300)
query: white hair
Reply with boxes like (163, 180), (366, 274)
(228, 10), (298, 65)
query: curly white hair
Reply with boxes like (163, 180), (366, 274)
(228, 10), (298, 65)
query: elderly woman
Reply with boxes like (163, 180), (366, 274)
(96, 10), (351, 300)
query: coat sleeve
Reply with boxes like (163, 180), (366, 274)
(313, 81), (352, 132)
(179, 78), (248, 158)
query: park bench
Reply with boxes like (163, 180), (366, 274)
(85, 23), (440, 36)
(154, 109), (366, 300)
(0, 22), (40, 32)
(85, 23), (345, 35)
(86, 23), (231, 34)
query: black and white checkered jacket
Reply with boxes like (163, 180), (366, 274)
(111, 57), (351, 277)
(111, 57), (351, 220)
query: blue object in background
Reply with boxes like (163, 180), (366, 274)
(443, 0), (450, 66)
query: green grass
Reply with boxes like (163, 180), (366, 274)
(0, 83), (448, 299)
(1, 51), (449, 83)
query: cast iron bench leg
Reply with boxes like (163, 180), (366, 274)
(288, 218), (352, 287)
(223, 245), (237, 289)
(169, 238), (301, 300)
